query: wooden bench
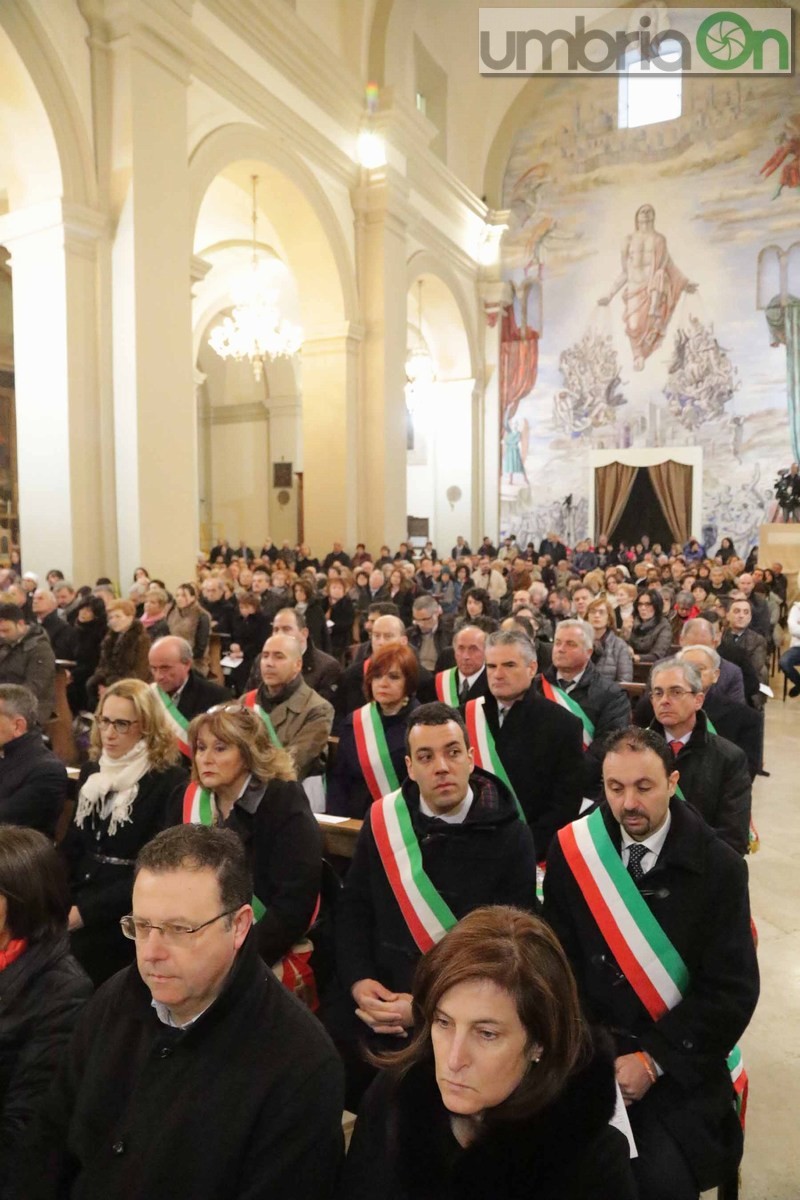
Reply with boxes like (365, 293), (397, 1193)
(316, 814), (361, 859)
(48, 660), (79, 766)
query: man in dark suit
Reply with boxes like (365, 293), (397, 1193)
(0, 683), (67, 837)
(149, 637), (230, 758)
(483, 630), (583, 857)
(678, 618), (746, 705)
(270, 607), (341, 705)
(544, 727), (759, 1200)
(427, 619), (494, 705)
(32, 587), (79, 661)
(535, 618), (630, 799)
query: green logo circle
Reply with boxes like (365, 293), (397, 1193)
(696, 11), (753, 70)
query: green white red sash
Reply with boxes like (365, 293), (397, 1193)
(242, 690), (282, 749)
(152, 684), (191, 757)
(558, 807), (748, 1125)
(435, 668), (459, 706)
(182, 783), (266, 920)
(371, 788), (457, 953)
(352, 702), (401, 802)
(540, 677), (594, 749)
(463, 697), (526, 821)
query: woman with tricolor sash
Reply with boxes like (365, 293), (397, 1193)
(168, 704), (322, 985)
(326, 645), (419, 819)
(341, 906), (635, 1200)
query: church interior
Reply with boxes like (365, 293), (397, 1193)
(1, 1), (799, 1197)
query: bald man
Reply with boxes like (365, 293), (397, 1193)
(334, 614), (432, 727)
(247, 633), (333, 780)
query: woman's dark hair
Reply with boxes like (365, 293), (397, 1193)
(177, 581), (198, 599)
(293, 578), (317, 603)
(77, 595), (108, 627)
(634, 587), (663, 622)
(455, 564), (471, 583)
(0, 827), (70, 942)
(461, 586), (490, 614)
(364, 643), (419, 702)
(381, 906), (589, 1124)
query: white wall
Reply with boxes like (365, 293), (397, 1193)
(407, 378), (474, 552)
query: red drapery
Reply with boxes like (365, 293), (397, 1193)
(499, 303), (539, 429)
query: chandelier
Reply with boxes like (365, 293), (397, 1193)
(405, 279), (435, 401)
(208, 175), (303, 382)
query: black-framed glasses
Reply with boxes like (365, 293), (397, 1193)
(120, 908), (240, 944)
(651, 687), (695, 700)
(96, 717), (139, 734)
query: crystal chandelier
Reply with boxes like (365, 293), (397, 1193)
(405, 279), (435, 404)
(208, 175), (303, 382)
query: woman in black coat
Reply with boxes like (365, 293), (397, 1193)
(326, 644), (419, 819)
(172, 703), (321, 974)
(341, 906), (634, 1200)
(326, 578), (356, 662)
(625, 587), (673, 664)
(66, 595), (108, 714)
(293, 579), (330, 652)
(0, 827), (92, 1189)
(63, 679), (187, 986)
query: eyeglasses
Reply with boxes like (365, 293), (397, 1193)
(651, 687), (695, 700)
(120, 908), (240, 943)
(97, 717), (140, 734)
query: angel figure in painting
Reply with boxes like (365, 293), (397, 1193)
(502, 416), (529, 485)
(598, 204), (698, 371)
(760, 114), (800, 199)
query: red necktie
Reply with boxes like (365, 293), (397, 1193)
(669, 740), (683, 757)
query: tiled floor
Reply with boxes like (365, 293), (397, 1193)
(722, 696), (800, 1199)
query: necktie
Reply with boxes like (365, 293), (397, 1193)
(669, 739), (684, 757)
(459, 677), (470, 703)
(498, 706), (507, 727)
(627, 843), (649, 882)
(557, 678), (576, 693)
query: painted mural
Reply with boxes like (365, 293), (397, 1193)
(498, 69), (800, 554)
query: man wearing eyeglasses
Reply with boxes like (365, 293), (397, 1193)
(13, 824), (344, 1200)
(647, 657), (751, 857)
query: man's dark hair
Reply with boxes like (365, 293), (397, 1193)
(602, 726), (675, 777)
(0, 604), (24, 624)
(0, 684), (38, 729)
(368, 601), (399, 619)
(698, 609), (721, 628)
(405, 701), (470, 755)
(452, 615), (497, 636)
(135, 825), (252, 915)
(47, 569), (65, 582)
(0, 826), (71, 942)
(95, 577), (113, 587)
(501, 614), (537, 642)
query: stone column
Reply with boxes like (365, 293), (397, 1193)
(0, 199), (110, 582)
(478, 280), (510, 543)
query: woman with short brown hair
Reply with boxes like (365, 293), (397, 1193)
(342, 906), (634, 1199)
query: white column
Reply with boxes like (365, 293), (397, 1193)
(478, 281), (510, 543)
(0, 200), (110, 582)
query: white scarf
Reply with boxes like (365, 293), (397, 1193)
(74, 739), (151, 838)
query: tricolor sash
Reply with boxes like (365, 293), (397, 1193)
(464, 697), (526, 821)
(352, 703), (401, 802)
(435, 668), (460, 706)
(540, 677), (595, 749)
(371, 788), (457, 953)
(242, 690), (283, 749)
(558, 808), (748, 1125)
(182, 783), (317, 1008)
(153, 684), (191, 757)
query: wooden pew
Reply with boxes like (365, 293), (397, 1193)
(316, 814), (361, 859)
(49, 660), (79, 767)
(208, 633), (224, 684)
(619, 681), (647, 722)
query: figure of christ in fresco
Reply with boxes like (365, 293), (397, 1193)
(598, 204), (698, 371)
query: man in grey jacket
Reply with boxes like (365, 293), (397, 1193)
(0, 604), (56, 727)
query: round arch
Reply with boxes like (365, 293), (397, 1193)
(188, 123), (359, 329)
(0, 0), (96, 208)
(406, 250), (479, 381)
(482, 77), (562, 210)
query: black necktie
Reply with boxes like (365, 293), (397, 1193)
(557, 678), (576, 693)
(459, 677), (470, 703)
(627, 843), (649, 882)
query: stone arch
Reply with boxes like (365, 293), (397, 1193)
(0, 0), (96, 208)
(406, 249), (479, 381)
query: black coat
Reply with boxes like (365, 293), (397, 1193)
(481, 688), (584, 858)
(335, 657), (433, 729)
(335, 769), (537, 997)
(536, 664), (630, 799)
(327, 596), (356, 657)
(0, 936), (92, 1190)
(649, 711), (752, 856)
(62, 761), (188, 985)
(326, 702), (419, 819)
(633, 692), (761, 780)
(66, 620), (106, 713)
(543, 799), (759, 1191)
(424, 655), (491, 706)
(341, 1036), (635, 1200)
(174, 670), (231, 722)
(0, 730), (68, 838)
(38, 611), (78, 662)
(167, 776), (321, 966)
(11, 934), (343, 1200)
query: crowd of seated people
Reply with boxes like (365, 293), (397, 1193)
(0, 526), (791, 1197)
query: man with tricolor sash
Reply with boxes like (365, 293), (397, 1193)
(331, 701), (536, 1108)
(149, 636), (230, 758)
(479, 630), (584, 853)
(647, 657), (752, 857)
(431, 620), (491, 707)
(247, 633), (333, 780)
(535, 618), (630, 799)
(543, 727), (759, 1200)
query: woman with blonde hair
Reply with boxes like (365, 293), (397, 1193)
(171, 704), (321, 989)
(342, 906), (634, 1200)
(62, 679), (188, 985)
(87, 598), (151, 702)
